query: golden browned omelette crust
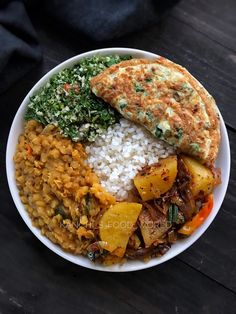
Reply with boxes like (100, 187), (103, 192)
(90, 57), (220, 165)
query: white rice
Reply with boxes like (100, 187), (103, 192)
(85, 119), (174, 201)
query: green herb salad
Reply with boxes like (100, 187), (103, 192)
(25, 55), (132, 141)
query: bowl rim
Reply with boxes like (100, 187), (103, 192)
(6, 47), (231, 272)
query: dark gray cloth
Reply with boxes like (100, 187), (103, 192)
(0, 0), (179, 94)
(0, 0), (41, 93)
(42, 0), (178, 41)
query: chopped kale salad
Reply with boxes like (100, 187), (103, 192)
(25, 55), (132, 141)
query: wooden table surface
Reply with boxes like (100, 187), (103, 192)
(1, 0), (236, 313)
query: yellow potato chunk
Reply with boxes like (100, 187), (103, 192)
(134, 156), (177, 201)
(99, 202), (142, 257)
(182, 155), (214, 198)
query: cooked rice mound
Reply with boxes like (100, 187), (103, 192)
(86, 119), (174, 200)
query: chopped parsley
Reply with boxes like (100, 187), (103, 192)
(135, 84), (145, 93)
(120, 103), (127, 110)
(25, 55), (132, 142)
(155, 126), (163, 138)
(190, 142), (201, 152)
(146, 111), (153, 120)
(177, 128), (183, 140)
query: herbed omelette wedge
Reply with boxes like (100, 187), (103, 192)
(90, 57), (220, 165)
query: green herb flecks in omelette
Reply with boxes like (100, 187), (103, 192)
(25, 55), (132, 142)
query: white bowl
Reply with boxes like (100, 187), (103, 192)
(6, 48), (231, 272)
